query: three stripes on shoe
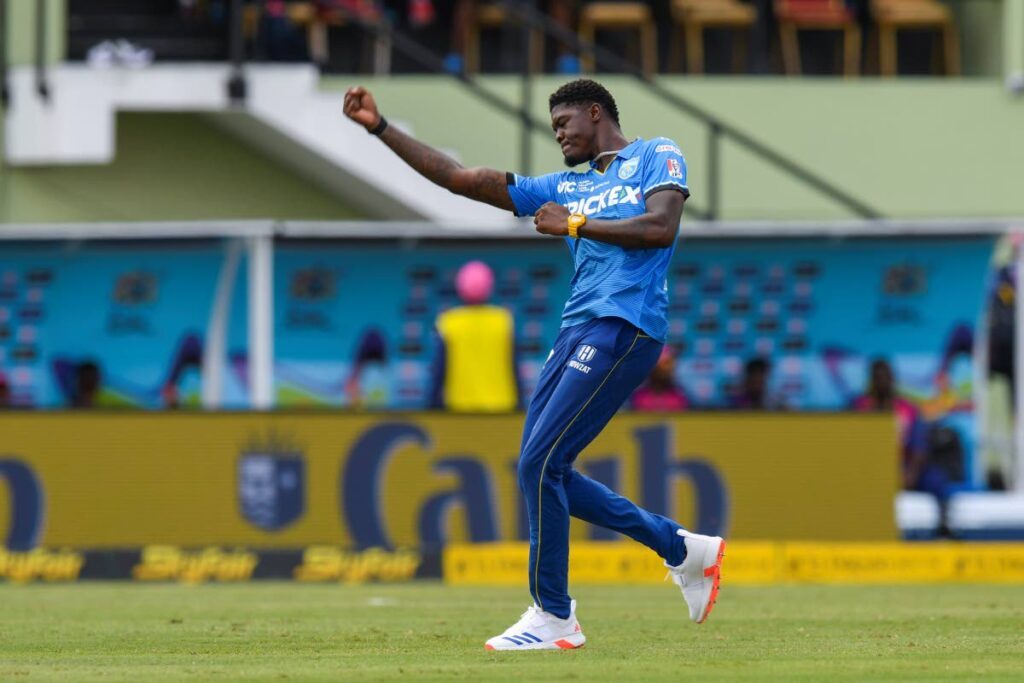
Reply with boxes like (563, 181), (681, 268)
(489, 632), (578, 649)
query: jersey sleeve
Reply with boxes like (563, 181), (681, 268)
(506, 172), (560, 217)
(640, 138), (690, 200)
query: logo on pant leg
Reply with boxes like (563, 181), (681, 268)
(568, 344), (596, 374)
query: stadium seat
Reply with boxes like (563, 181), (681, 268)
(243, 1), (391, 72)
(465, 3), (545, 74)
(578, 2), (658, 76)
(774, 0), (861, 76)
(869, 0), (960, 76)
(669, 0), (757, 75)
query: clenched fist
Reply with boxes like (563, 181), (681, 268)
(534, 202), (571, 237)
(343, 86), (382, 131)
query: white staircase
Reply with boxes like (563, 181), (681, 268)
(4, 64), (510, 223)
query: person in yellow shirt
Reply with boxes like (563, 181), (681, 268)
(429, 261), (520, 412)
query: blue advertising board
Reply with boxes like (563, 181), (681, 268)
(0, 241), (248, 408)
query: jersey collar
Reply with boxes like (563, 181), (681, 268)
(588, 137), (644, 170)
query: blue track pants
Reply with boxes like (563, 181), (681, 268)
(518, 316), (688, 618)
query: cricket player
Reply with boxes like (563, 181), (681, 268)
(343, 78), (725, 650)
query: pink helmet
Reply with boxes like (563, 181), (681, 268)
(455, 261), (494, 305)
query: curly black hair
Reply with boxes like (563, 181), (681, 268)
(548, 79), (620, 127)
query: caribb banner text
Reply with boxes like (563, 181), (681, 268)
(0, 413), (898, 551)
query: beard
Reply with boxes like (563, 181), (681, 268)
(562, 150), (590, 168)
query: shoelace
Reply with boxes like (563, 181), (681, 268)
(665, 570), (686, 587)
(503, 604), (542, 634)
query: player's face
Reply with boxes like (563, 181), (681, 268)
(550, 104), (595, 167)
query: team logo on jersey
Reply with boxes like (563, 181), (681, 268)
(667, 158), (683, 179)
(557, 180), (577, 193)
(576, 345), (597, 362)
(618, 157), (639, 180)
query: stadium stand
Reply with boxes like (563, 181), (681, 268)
(3, 0), (1024, 586)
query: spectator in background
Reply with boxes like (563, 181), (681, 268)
(160, 333), (204, 409)
(73, 361), (103, 409)
(0, 371), (11, 409)
(632, 346), (688, 411)
(447, 0), (579, 74)
(345, 328), (392, 409)
(852, 358), (943, 494)
(727, 357), (783, 410)
(429, 260), (519, 412)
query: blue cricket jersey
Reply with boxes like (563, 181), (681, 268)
(507, 137), (689, 342)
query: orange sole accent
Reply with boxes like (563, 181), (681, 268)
(485, 644), (495, 651)
(697, 539), (726, 625)
(554, 639), (583, 649)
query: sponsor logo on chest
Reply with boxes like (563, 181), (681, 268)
(564, 185), (642, 217)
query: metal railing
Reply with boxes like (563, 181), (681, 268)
(325, 3), (551, 176)
(0, 0), (7, 108)
(35, 0), (49, 102)
(497, 0), (882, 221)
(300, 1), (882, 221)
(8, 1), (884, 222)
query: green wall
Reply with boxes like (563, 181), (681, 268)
(324, 76), (1024, 220)
(0, 79), (1018, 223)
(0, 113), (360, 223)
(6, 0), (65, 66)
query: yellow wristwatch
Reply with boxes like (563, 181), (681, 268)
(567, 213), (587, 239)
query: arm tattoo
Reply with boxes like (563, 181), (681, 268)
(379, 126), (514, 211)
(460, 168), (515, 210)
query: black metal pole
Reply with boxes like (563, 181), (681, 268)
(0, 0), (9, 109)
(226, 0), (246, 103)
(707, 124), (721, 221)
(35, 0), (49, 102)
(518, 1), (535, 175)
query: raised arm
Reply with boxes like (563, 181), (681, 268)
(532, 189), (686, 249)
(343, 86), (515, 212)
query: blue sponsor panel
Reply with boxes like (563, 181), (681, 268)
(274, 236), (994, 411)
(0, 242), (248, 408)
(667, 237), (993, 411)
(274, 242), (571, 408)
(273, 235), (995, 490)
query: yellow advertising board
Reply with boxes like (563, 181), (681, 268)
(444, 542), (1024, 585)
(0, 413), (897, 550)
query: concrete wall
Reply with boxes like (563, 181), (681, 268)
(0, 113), (360, 222)
(323, 75), (1024, 220)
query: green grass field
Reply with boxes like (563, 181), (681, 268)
(1, 583), (1022, 682)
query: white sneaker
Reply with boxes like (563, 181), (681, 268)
(666, 529), (725, 624)
(484, 600), (586, 651)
